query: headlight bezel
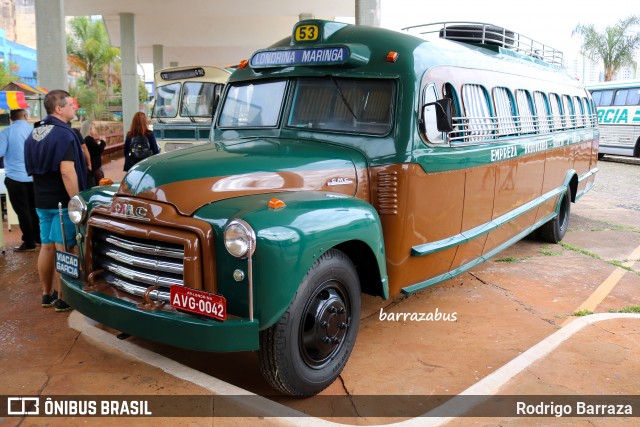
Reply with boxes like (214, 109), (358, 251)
(68, 195), (87, 224)
(224, 219), (256, 258)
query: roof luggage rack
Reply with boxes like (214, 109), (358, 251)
(402, 22), (564, 67)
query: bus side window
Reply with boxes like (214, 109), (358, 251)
(626, 88), (640, 106)
(598, 90), (614, 106)
(516, 89), (536, 134)
(562, 95), (575, 129)
(549, 93), (564, 130)
(443, 83), (462, 142)
(533, 91), (551, 133)
(613, 89), (628, 106)
(493, 87), (518, 136)
(461, 83), (493, 143)
(573, 96), (584, 128)
(581, 98), (592, 127)
(423, 83), (445, 144)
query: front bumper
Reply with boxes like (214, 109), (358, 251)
(61, 276), (260, 352)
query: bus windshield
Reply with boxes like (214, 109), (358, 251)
(154, 81), (222, 119)
(154, 82), (180, 118)
(218, 77), (393, 135)
(219, 80), (287, 127)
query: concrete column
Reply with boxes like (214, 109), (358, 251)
(34, 0), (67, 90)
(355, 0), (381, 27)
(120, 13), (139, 132)
(152, 44), (164, 73)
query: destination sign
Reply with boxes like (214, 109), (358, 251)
(250, 47), (349, 68)
(160, 67), (205, 81)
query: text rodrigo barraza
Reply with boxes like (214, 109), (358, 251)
(516, 401), (633, 417)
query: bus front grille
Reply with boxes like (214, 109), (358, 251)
(92, 229), (185, 300)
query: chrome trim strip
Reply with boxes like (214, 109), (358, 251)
(247, 241), (254, 321)
(403, 212), (556, 294)
(411, 185), (565, 257)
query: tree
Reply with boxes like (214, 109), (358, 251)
(138, 78), (149, 104)
(573, 16), (640, 81)
(0, 62), (20, 88)
(66, 16), (119, 87)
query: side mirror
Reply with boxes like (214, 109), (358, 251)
(424, 98), (454, 133)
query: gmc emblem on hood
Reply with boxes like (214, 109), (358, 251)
(327, 177), (354, 186)
(112, 203), (149, 221)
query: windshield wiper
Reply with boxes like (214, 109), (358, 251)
(150, 110), (164, 123)
(330, 76), (358, 121)
(181, 102), (197, 123)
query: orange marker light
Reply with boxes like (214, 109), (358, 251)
(238, 59), (249, 69)
(386, 51), (399, 63)
(268, 198), (286, 209)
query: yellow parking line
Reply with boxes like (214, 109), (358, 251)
(561, 243), (640, 327)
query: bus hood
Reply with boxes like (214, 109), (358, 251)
(117, 138), (366, 216)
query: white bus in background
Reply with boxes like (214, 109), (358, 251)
(152, 66), (232, 152)
(586, 80), (640, 159)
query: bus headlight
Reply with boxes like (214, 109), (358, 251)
(224, 219), (256, 258)
(68, 195), (87, 224)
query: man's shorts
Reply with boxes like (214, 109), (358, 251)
(36, 208), (76, 247)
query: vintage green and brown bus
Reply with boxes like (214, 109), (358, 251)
(151, 65), (231, 152)
(61, 20), (599, 396)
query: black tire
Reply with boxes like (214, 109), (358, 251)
(597, 153), (604, 160)
(539, 188), (571, 243)
(258, 249), (361, 396)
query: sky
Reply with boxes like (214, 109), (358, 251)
(379, 0), (639, 58)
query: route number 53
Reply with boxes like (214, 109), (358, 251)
(295, 25), (319, 41)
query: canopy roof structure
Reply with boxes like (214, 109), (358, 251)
(1, 82), (49, 95)
(64, 0), (355, 68)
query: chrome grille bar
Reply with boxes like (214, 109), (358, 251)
(102, 260), (184, 287)
(102, 248), (183, 274)
(104, 235), (184, 259)
(105, 275), (171, 302)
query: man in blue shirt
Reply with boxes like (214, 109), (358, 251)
(0, 109), (40, 251)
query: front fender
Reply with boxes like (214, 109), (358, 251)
(80, 183), (120, 213)
(194, 192), (387, 329)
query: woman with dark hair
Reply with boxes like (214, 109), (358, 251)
(123, 112), (159, 171)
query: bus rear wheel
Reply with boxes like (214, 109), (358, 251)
(539, 188), (571, 243)
(258, 249), (361, 396)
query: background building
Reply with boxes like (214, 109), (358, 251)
(1, 0), (37, 84)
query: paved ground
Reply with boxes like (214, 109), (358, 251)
(0, 155), (639, 426)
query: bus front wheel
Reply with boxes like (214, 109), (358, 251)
(539, 188), (571, 243)
(258, 249), (361, 397)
